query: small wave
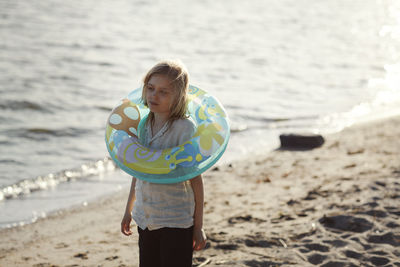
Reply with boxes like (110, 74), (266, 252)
(0, 157), (116, 201)
(48, 75), (79, 81)
(28, 127), (91, 137)
(230, 121), (248, 133)
(0, 100), (49, 112)
(27, 128), (56, 134)
(95, 105), (112, 112)
(59, 56), (115, 68)
(228, 115), (322, 133)
(238, 114), (318, 124)
(43, 41), (114, 51)
(0, 159), (23, 165)
(4, 127), (92, 140)
(0, 137), (13, 145)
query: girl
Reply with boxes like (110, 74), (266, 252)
(121, 60), (207, 267)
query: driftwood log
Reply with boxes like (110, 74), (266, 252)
(279, 134), (325, 150)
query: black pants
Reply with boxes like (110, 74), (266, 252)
(137, 226), (194, 267)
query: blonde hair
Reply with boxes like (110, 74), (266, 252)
(142, 60), (190, 125)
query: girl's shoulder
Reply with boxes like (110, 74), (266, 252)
(170, 117), (197, 133)
(169, 117), (197, 145)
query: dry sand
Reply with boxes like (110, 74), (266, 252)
(1, 116), (399, 267)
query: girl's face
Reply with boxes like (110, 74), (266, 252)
(146, 74), (175, 118)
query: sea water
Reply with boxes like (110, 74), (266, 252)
(1, 0), (400, 228)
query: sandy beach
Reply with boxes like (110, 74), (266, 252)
(1, 115), (399, 267)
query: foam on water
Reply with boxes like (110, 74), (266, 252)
(0, 157), (116, 201)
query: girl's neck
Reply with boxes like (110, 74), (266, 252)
(153, 112), (170, 126)
(150, 112), (171, 135)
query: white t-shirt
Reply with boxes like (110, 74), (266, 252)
(132, 117), (197, 230)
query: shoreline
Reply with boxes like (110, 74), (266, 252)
(1, 110), (399, 230)
(1, 115), (400, 266)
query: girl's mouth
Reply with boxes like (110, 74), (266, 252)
(149, 101), (158, 106)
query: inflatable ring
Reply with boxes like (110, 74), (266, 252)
(105, 85), (230, 184)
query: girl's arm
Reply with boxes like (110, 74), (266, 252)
(190, 175), (207, 250)
(121, 177), (136, 236)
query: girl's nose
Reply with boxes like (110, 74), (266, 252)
(150, 90), (157, 98)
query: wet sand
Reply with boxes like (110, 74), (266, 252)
(1, 115), (400, 267)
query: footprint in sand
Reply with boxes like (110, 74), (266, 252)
(368, 232), (400, 247)
(303, 243), (330, 252)
(55, 242), (69, 249)
(228, 215), (266, 224)
(214, 243), (239, 250)
(271, 213), (295, 223)
(307, 253), (328, 265)
(343, 163), (357, 169)
(73, 252), (88, 260)
(370, 250), (389, 256)
(319, 215), (374, 233)
(32, 263), (60, 267)
(244, 259), (284, 267)
(385, 206), (400, 216)
(357, 209), (388, 218)
(320, 261), (358, 267)
(347, 148), (364, 155)
(105, 256), (119, 261)
(343, 250), (363, 260)
(369, 256), (390, 266)
(303, 188), (330, 201)
(322, 239), (348, 248)
(206, 231), (227, 244)
(244, 235), (281, 248)
(386, 221), (400, 228)
(363, 201), (379, 208)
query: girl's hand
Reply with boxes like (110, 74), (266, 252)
(193, 228), (207, 251)
(121, 212), (133, 236)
